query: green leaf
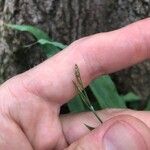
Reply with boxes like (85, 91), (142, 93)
(38, 39), (67, 49)
(121, 92), (140, 102)
(89, 75), (126, 108)
(6, 24), (62, 57)
(6, 24), (50, 40)
(68, 96), (86, 113)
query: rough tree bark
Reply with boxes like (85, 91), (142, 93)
(0, 0), (150, 101)
(108, 0), (150, 103)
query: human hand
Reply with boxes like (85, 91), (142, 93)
(0, 18), (150, 150)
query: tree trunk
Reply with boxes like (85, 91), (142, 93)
(0, 0), (150, 101)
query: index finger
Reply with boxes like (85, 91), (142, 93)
(6, 18), (150, 104)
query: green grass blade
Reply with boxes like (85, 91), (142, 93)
(6, 24), (62, 56)
(6, 24), (50, 40)
(38, 39), (67, 49)
(37, 39), (67, 57)
(121, 92), (140, 102)
(90, 75), (126, 108)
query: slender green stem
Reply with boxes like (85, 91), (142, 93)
(90, 106), (103, 124)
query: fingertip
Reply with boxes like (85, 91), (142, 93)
(66, 115), (150, 150)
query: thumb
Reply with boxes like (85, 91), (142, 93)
(66, 115), (150, 150)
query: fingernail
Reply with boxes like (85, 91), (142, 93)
(103, 121), (146, 150)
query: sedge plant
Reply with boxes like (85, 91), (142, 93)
(73, 64), (103, 126)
